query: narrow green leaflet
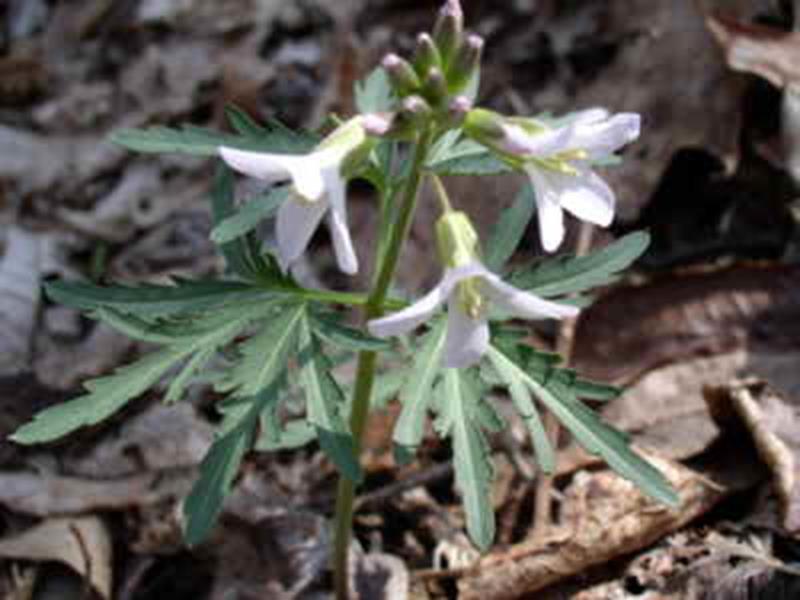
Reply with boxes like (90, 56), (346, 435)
(310, 312), (391, 352)
(483, 184), (537, 272)
(510, 231), (651, 297)
(435, 370), (499, 551)
(210, 186), (289, 245)
(355, 67), (395, 113)
(393, 319), (447, 465)
(12, 300), (277, 444)
(427, 136), (510, 176)
(224, 105), (267, 137)
(44, 279), (261, 318)
(111, 120), (315, 156)
(487, 345), (679, 508)
(486, 350), (555, 473)
(210, 163), (266, 281)
(11, 347), (185, 444)
(217, 302), (305, 398)
(183, 379), (284, 545)
(297, 317), (361, 482)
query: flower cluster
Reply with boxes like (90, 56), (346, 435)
(218, 0), (640, 368)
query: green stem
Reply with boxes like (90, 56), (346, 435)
(332, 127), (434, 600)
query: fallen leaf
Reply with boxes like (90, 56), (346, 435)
(705, 378), (800, 534)
(0, 227), (42, 375)
(0, 516), (112, 599)
(351, 552), (410, 600)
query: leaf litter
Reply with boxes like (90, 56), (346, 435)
(2, 0), (800, 597)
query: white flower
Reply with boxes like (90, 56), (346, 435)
(367, 211), (578, 368)
(467, 108), (640, 252)
(367, 261), (578, 368)
(218, 117), (376, 275)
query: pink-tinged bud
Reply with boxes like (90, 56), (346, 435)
(382, 53), (421, 96)
(445, 95), (472, 126)
(433, 0), (464, 66)
(413, 32), (442, 77)
(362, 113), (393, 136)
(447, 33), (484, 93)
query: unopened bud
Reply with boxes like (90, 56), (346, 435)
(463, 108), (506, 146)
(436, 210), (480, 269)
(422, 66), (448, 106)
(362, 113), (393, 136)
(382, 53), (421, 96)
(413, 32), (442, 77)
(433, 0), (464, 66)
(443, 95), (472, 128)
(447, 34), (484, 93)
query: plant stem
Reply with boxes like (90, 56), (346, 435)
(332, 127), (434, 600)
(532, 222), (595, 542)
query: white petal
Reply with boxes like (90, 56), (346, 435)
(557, 168), (616, 227)
(570, 107), (610, 126)
(323, 168), (358, 275)
(442, 297), (490, 368)
(569, 112), (641, 158)
(500, 123), (572, 158)
(525, 167), (565, 252)
(367, 284), (448, 338)
(275, 194), (328, 273)
(481, 271), (580, 320)
(283, 155), (328, 202)
(219, 147), (294, 182)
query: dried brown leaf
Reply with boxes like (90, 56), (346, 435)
(0, 516), (112, 599)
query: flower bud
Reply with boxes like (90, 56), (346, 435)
(361, 113), (393, 137)
(422, 66), (448, 106)
(441, 95), (472, 128)
(412, 32), (442, 77)
(463, 108), (507, 146)
(382, 53), (421, 97)
(436, 210), (480, 269)
(447, 33), (484, 93)
(433, 0), (464, 66)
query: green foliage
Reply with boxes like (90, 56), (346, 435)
(111, 116), (315, 157)
(510, 231), (651, 297)
(297, 317), (362, 483)
(435, 370), (501, 551)
(210, 186), (289, 245)
(12, 300), (274, 444)
(44, 279), (262, 318)
(355, 68), (395, 113)
(183, 381), (283, 545)
(392, 318), (448, 464)
(483, 183), (537, 272)
(427, 135), (511, 176)
(487, 342), (679, 508)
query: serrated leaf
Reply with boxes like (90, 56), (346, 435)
(393, 319), (447, 464)
(13, 300), (276, 443)
(210, 163), (264, 281)
(488, 345), (679, 508)
(11, 347), (186, 444)
(437, 370), (496, 551)
(484, 183), (537, 272)
(183, 380), (283, 545)
(310, 312), (391, 352)
(218, 303), (305, 398)
(45, 279), (261, 318)
(111, 121), (315, 157)
(224, 105), (266, 137)
(255, 416), (315, 451)
(297, 318), (361, 482)
(210, 186), (289, 244)
(487, 350), (555, 473)
(355, 68), (395, 113)
(427, 137), (511, 176)
(511, 231), (651, 297)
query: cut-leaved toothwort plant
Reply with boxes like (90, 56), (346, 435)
(11, 2), (679, 598)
